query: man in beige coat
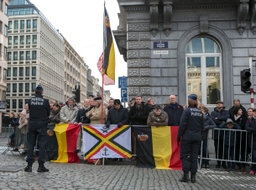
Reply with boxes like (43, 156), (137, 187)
(86, 97), (108, 124)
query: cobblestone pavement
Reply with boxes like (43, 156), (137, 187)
(0, 137), (256, 190)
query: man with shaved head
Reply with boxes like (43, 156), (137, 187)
(163, 94), (184, 126)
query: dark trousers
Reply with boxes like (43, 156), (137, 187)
(202, 139), (209, 165)
(180, 140), (200, 174)
(252, 149), (256, 171)
(26, 126), (48, 164)
(235, 132), (246, 168)
(214, 139), (226, 165)
(225, 145), (235, 169)
(9, 129), (16, 144)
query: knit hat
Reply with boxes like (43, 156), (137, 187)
(114, 99), (121, 105)
(21, 109), (27, 115)
(188, 94), (197, 100)
(35, 84), (43, 91)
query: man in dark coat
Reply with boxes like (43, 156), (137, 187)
(229, 99), (247, 118)
(129, 95), (150, 125)
(210, 100), (230, 169)
(128, 95), (150, 160)
(74, 99), (92, 125)
(164, 94), (183, 126)
(25, 84), (50, 172)
(106, 99), (128, 128)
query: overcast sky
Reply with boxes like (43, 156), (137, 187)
(31, 0), (127, 99)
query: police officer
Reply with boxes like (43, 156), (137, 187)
(24, 84), (50, 172)
(177, 94), (203, 183)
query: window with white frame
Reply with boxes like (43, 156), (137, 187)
(186, 37), (222, 105)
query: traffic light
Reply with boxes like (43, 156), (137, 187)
(240, 69), (251, 93)
(72, 85), (80, 103)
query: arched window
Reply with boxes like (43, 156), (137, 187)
(186, 37), (222, 105)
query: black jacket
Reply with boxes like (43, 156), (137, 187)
(218, 122), (241, 146)
(163, 103), (183, 126)
(210, 107), (230, 140)
(245, 118), (256, 149)
(202, 114), (216, 139)
(178, 107), (204, 141)
(106, 105), (128, 125)
(229, 105), (247, 119)
(10, 117), (19, 129)
(75, 107), (92, 124)
(230, 114), (247, 130)
(129, 102), (150, 125)
(28, 93), (50, 127)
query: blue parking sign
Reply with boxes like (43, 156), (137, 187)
(121, 88), (127, 102)
(118, 77), (127, 88)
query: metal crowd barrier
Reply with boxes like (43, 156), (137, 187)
(0, 125), (12, 138)
(199, 128), (256, 169)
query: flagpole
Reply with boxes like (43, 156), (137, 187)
(101, 71), (105, 124)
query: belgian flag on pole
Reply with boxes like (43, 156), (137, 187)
(133, 126), (182, 170)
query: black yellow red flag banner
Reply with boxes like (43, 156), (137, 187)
(133, 126), (182, 170)
(51, 123), (80, 163)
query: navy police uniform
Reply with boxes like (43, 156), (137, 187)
(25, 85), (50, 172)
(177, 94), (203, 183)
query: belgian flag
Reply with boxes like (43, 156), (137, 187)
(51, 123), (80, 163)
(133, 126), (182, 170)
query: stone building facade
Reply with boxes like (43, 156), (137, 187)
(114, 0), (256, 109)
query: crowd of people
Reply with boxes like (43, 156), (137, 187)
(4, 85), (256, 181)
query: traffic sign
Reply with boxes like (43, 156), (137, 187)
(121, 88), (127, 102)
(118, 77), (127, 88)
(121, 98), (128, 102)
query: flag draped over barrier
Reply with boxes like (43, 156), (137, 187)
(83, 124), (132, 159)
(51, 123), (80, 163)
(133, 126), (182, 170)
(97, 3), (115, 85)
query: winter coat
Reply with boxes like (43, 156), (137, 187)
(86, 103), (108, 124)
(210, 107), (230, 140)
(245, 118), (256, 150)
(60, 105), (78, 123)
(178, 107), (204, 141)
(28, 94), (50, 125)
(163, 103), (183, 126)
(147, 110), (168, 126)
(129, 102), (150, 125)
(218, 122), (241, 146)
(230, 114), (247, 130)
(202, 114), (216, 140)
(106, 105), (128, 125)
(229, 105), (247, 119)
(10, 117), (19, 129)
(18, 116), (28, 134)
(48, 108), (61, 125)
(75, 106), (92, 124)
